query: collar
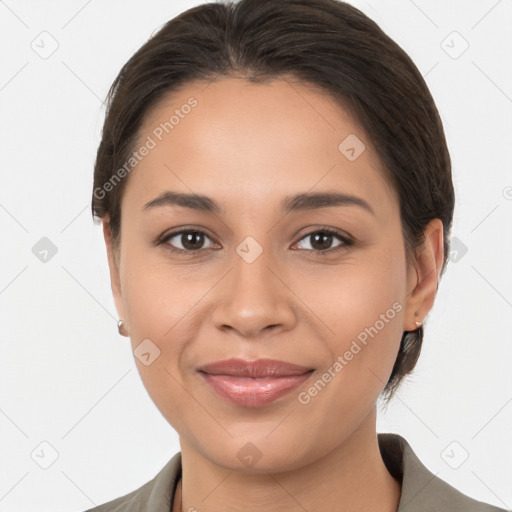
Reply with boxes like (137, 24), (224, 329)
(91, 433), (505, 511)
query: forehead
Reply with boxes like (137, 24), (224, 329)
(122, 77), (397, 217)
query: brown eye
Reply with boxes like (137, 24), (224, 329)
(162, 230), (215, 253)
(295, 229), (352, 252)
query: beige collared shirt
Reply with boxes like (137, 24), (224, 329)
(83, 433), (508, 511)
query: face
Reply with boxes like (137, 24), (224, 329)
(104, 77), (433, 472)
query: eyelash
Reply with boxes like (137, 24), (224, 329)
(156, 227), (354, 256)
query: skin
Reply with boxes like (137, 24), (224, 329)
(103, 76), (444, 512)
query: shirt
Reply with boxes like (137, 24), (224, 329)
(83, 433), (508, 511)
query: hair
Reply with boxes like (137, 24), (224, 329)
(91, 0), (455, 403)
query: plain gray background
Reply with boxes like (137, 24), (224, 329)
(1, 0), (511, 511)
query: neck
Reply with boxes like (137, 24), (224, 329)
(175, 407), (401, 512)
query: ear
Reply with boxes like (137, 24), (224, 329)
(403, 218), (445, 331)
(102, 217), (126, 324)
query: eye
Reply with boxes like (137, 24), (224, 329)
(293, 228), (353, 252)
(157, 227), (353, 255)
(160, 229), (217, 253)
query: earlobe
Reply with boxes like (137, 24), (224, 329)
(403, 219), (445, 332)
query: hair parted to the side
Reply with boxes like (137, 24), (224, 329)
(91, 0), (455, 403)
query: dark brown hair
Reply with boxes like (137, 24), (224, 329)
(91, 0), (454, 402)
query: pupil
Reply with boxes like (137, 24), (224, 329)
(182, 231), (203, 250)
(312, 232), (332, 250)
(178, 232), (334, 251)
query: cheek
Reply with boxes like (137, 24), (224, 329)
(291, 251), (406, 444)
(119, 257), (200, 429)
(313, 243), (407, 386)
(120, 242), (205, 340)
(119, 249), (213, 398)
(304, 243), (406, 343)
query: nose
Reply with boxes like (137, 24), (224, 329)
(211, 243), (297, 338)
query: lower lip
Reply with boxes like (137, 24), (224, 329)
(199, 371), (314, 407)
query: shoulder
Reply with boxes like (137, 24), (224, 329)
(81, 452), (181, 512)
(82, 485), (144, 512)
(378, 433), (508, 512)
(419, 473), (509, 512)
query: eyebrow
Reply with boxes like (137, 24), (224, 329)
(143, 190), (375, 216)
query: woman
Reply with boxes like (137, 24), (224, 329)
(87, 0), (506, 510)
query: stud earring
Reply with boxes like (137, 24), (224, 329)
(117, 319), (129, 337)
(415, 320), (422, 327)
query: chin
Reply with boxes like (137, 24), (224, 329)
(187, 429), (321, 474)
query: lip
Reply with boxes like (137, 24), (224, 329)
(197, 358), (314, 407)
(198, 358), (313, 377)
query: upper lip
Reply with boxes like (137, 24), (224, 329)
(197, 358), (313, 378)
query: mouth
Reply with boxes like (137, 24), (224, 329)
(197, 358), (314, 407)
